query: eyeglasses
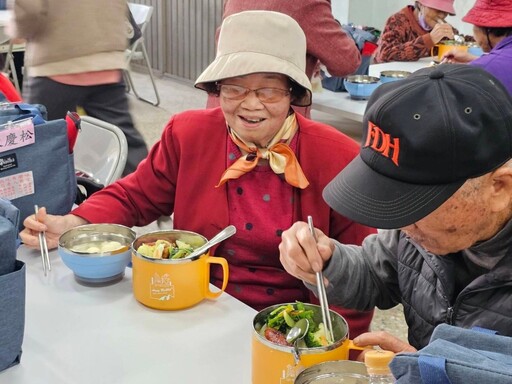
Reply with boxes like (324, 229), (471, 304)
(216, 83), (291, 103)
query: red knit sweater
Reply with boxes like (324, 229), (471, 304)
(374, 5), (435, 63)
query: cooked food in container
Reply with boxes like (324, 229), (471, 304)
(252, 302), (366, 384)
(70, 240), (125, 254)
(256, 301), (334, 348)
(58, 223), (136, 285)
(136, 239), (194, 259)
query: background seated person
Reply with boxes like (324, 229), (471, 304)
(374, 0), (461, 62)
(442, 0), (512, 95)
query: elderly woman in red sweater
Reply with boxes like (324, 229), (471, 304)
(374, 0), (459, 62)
(21, 11), (375, 341)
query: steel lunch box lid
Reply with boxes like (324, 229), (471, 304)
(294, 360), (369, 384)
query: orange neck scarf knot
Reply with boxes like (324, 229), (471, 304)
(216, 113), (309, 189)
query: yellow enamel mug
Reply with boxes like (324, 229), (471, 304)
(431, 40), (468, 61)
(252, 303), (365, 384)
(131, 230), (229, 310)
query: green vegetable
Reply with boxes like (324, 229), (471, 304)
(267, 304), (294, 330)
(263, 301), (334, 348)
(283, 310), (295, 327)
(169, 240), (194, 259)
(304, 323), (329, 348)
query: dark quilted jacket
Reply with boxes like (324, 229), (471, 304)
(319, 228), (512, 349)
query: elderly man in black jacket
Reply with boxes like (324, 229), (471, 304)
(279, 64), (512, 353)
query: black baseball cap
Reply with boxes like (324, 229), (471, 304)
(323, 64), (512, 229)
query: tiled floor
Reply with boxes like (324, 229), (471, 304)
(127, 70), (409, 343)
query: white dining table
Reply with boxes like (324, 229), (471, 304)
(0, 247), (257, 384)
(0, 10), (11, 27)
(0, 10), (11, 42)
(311, 58), (433, 123)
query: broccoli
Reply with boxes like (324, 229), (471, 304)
(305, 323), (329, 348)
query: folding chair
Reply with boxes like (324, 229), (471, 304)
(124, 3), (160, 106)
(0, 39), (25, 94)
(74, 116), (128, 188)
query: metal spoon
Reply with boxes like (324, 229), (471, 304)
(185, 225), (236, 258)
(286, 318), (310, 344)
(286, 318), (310, 364)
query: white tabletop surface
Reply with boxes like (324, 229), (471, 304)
(311, 88), (367, 122)
(368, 57), (433, 78)
(311, 58), (432, 123)
(0, 10), (11, 27)
(0, 247), (257, 384)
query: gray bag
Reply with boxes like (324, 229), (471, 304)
(0, 200), (25, 372)
(390, 324), (512, 384)
(0, 104), (76, 230)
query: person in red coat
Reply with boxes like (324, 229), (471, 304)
(207, 0), (362, 118)
(21, 11), (375, 342)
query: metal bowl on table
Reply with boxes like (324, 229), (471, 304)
(343, 75), (381, 100)
(379, 70), (411, 83)
(58, 224), (136, 286)
(295, 360), (369, 383)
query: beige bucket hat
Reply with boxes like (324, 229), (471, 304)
(195, 10), (312, 106)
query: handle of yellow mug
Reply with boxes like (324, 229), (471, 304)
(431, 45), (439, 61)
(347, 339), (373, 352)
(205, 256), (229, 300)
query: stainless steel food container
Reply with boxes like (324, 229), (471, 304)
(294, 360), (369, 383)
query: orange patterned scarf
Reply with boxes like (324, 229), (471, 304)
(216, 114), (309, 189)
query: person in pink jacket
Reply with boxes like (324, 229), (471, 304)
(207, 0), (362, 118)
(21, 11), (375, 340)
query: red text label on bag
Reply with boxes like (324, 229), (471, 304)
(0, 171), (35, 200)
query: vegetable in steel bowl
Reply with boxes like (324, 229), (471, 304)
(258, 301), (333, 348)
(136, 239), (194, 259)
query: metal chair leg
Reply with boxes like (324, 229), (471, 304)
(3, 42), (21, 94)
(125, 40), (160, 107)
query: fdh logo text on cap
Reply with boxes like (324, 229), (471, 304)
(364, 122), (400, 166)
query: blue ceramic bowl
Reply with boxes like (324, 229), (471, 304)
(468, 45), (484, 57)
(343, 75), (381, 100)
(58, 224), (136, 285)
(380, 70), (411, 83)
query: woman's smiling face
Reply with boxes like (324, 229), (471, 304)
(219, 73), (292, 147)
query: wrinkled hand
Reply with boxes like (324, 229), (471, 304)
(441, 48), (477, 63)
(353, 331), (417, 361)
(430, 23), (454, 44)
(279, 221), (334, 286)
(20, 207), (88, 250)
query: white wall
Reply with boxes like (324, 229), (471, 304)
(331, 0), (349, 24)
(332, 0), (476, 36)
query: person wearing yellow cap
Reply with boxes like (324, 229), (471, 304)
(20, 10), (376, 339)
